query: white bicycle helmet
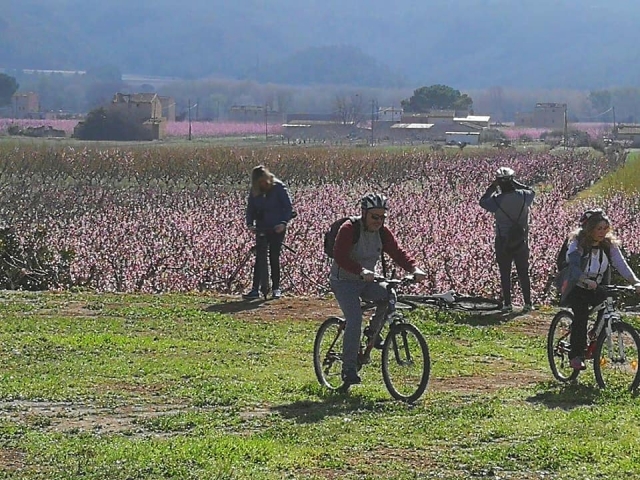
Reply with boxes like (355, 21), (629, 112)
(361, 193), (388, 210)
(580, 208), (609, 227)
(496, 166), (515, 180)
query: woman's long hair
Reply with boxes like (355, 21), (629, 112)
(570, 214), (619, 251)
(251, 165), (275, 196)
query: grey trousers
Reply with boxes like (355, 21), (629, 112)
(330, 278), (389, 375)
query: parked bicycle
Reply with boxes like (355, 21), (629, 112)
(397, 290), (502, 313)
(313, 276), (430, 403)
(547, 285), (640, 391)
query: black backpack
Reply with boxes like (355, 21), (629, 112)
(324, 217), (359, 258)
(556, 237), (570, 272)
(495, 197), (526, 253)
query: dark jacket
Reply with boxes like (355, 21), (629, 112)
(245, 179), (293, 231)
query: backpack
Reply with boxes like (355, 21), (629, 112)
(323, 216), (387, 274)
(324, 217), (360, 258)
(555, 237), (570, 272)
(495, 198), (526, 253)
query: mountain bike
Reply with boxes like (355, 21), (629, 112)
(397, 290), (502, 313)
(547, 285), (640, 391)
(313, 276), (430, 403)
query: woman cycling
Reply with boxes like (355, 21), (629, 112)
(330, 193), (426, 386)
(561, 208), (640, 370)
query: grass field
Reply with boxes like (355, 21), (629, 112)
(0, 145), (639, 479)
(1, 290), (640, 479)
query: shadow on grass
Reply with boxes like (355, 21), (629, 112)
(447, 310), (518, 327)
(271, 386), (400, 424)
(526, 381), (602, 409)
(204, 298), (268, 314)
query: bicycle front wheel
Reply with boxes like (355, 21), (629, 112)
(452, 296), (502, 312)
(381, 323), (430, 403)
(313, 317), (346, 390)
(594, 321), (640, 392)
(547, 310), (580, 383)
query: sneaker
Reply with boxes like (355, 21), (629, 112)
(272, 288), (282, 299)
(242, 289), (260, 300)
(501, 304), (513, 313)
(570, 357), (586, 370)
(341, 371), (361, 386)
(523, 304), (535, 313)
(364, 327), (384, 350)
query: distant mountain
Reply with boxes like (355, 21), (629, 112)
(1, 0), (640, 90)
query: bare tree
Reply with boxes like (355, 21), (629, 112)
(334, 93), (364, 125)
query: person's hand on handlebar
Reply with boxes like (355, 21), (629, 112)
(360, 268), (375, 282)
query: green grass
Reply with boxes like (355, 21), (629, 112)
(1, 292), (640, 479)
(578, 150), (640, 198)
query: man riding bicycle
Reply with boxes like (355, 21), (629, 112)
(329, 193), (426, 386)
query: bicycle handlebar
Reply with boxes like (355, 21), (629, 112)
(603, 285), (637, 293)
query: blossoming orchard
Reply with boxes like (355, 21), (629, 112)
(0, 142), (637, 305)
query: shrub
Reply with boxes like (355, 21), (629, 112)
(0, 226), (74, 290)
(73, 107), (150, 141)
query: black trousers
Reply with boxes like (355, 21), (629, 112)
(252, 231), (285, 292)
(495, 238), (531, 306)
(567, 286), (607, 359)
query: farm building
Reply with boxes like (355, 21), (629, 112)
(515, 103), (566, 129)
(11, 92), (40, 119)
(615, 124), (640, 145)
(108, 92), (166, 140)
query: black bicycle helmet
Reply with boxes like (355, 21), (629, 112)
(579, 208), (609, 227)
(361, 193), (388, 210)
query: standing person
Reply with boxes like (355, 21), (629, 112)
(330, 193), (427, 386)
(243, 165), (293, 300)
(479, 167), (535, 312)
(560, 209), (640, 370)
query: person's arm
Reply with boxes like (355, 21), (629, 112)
(479, 183), (499, 212)
(276, 182), (293, 226)
(381, 226), (417, 273)
(333, 221), (363, 275)
(245, 193), (255, 227)
(609, 245), (640, 284)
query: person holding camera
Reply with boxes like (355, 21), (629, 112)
(479, 167), (535, 313)
(243, 165), (293, 300)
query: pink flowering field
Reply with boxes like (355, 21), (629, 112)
(0, 144), (636, 305)
(499, 123), (611, 141)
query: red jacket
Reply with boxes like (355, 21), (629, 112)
(333, 221), (417, 276)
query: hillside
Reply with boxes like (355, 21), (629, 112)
(1, 0), (640, 89)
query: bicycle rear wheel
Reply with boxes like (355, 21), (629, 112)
(313, 317), (346, 390)
(451, 296), (502, 312)
(547, 310), (580, 383)
(594, 321), (640, 392)
(381, 322), (430, 403)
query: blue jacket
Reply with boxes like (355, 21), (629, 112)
(245, 180), (293, 231)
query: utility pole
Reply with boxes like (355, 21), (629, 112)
(188, 98), (192, 141)
(371, 99), (375, 146)
(612, 105), (617, 139)
(563, 104), (568, 149)
(265, 104), (268, 141)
